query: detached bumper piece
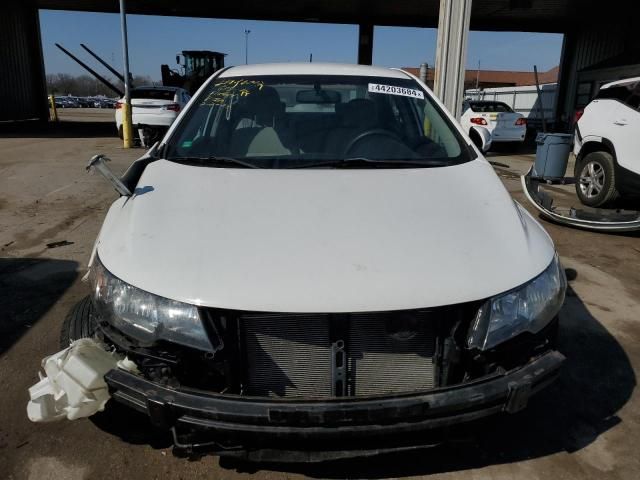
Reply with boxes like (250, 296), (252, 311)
(521, 167), (640, 232)
(105, 350), (564, 460)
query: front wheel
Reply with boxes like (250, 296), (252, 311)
(575, 151), (619, 208)
(59, 296), (98, 348)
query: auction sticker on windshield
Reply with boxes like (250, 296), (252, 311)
(368, 83), (424, 99)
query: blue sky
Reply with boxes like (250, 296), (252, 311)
(40, 10), (564, 80)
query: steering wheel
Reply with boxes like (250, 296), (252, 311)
(343, 129), (402, 156)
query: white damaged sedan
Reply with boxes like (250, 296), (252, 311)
(30, 63), (566, 460)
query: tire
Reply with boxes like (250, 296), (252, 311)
(59, 296), (98, 349)
(574, 151), (620, 208)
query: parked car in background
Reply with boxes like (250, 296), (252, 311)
(115, 86), (190, 140)
(40, 63), (566, 458)
(68, 97), (82, 108)
(53, 96), (79, 108)
(573, 77), (640, 207)
(461, 100), (527, 150)
(91, 97), (115, 108)
(466, 83), (557, 132)
(75, 97), (94, 108)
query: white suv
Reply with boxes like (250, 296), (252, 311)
(574, 77), (640, 207)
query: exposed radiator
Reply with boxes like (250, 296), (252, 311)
(242, 313), (333, 399)
(348, 312), (436, 396)
(241, 311), (437, 399)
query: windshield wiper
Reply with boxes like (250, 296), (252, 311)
(292, 157), (450, 169)
(167, 156), (261, 169)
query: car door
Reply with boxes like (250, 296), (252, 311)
(589, 84), (640, 174)
(610, 89), (640, 174)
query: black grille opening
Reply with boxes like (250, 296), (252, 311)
(239, 310), (446, 399)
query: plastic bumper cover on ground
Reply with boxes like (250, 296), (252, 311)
(104, 350), (564, 451)
(521, 167), (640, 232)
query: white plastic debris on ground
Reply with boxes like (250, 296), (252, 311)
(27, 338), (137, 422)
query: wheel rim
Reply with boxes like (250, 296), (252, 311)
(579, 160), (606, 198)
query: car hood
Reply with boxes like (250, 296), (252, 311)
(96, 159), (555, 312)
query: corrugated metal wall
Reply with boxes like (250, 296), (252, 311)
(558, 23), (626, 122)
(0, 4), (48, 121)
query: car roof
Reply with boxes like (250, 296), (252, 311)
(133, 86), (180, 92)
(601, 77), (640, 89)
(220, 62), (411, 79)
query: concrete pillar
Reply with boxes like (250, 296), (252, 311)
(433, 0), (472, 119)
(357, 23), (374, 65)
(0, 2), (48, 122)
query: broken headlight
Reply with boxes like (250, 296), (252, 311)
(468, 253), (566, 351)
(89, 256), (215, 352)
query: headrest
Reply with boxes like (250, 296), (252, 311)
(341, 99), (378, 128)
(242, 86), (284, 126)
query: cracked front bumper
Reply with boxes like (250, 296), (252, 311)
(104, 350), (564, 457)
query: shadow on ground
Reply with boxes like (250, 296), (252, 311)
(219, 284), (635, 477)
(0, 257), (79, 354)
(0, 120), (117, 139)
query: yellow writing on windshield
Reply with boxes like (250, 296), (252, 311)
(201, 79), (265, 106)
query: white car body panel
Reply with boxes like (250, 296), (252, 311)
(575, 77), (640, 176)
(470, 125), (493, 152)
(96, 158), (555, 313)
(577, 100), (640, 174)
(223, 62), (409, 79)
(460, 106), (526, 143)
(601, 76), (640, 89)
(115, 87), (189, 130)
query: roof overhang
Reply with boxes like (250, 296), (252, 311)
(35, 0), (626, 34)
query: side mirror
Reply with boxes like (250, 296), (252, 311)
(176, 54), (181, 65)
(470, 125), (492, 154)
(87, 154), (132, 196)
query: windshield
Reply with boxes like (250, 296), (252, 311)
(131, 89), (176, 100)
(469, 102), (513, 113)
(164, 74), (473, 168)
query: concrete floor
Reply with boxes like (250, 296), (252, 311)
(1, 110), (639, 479)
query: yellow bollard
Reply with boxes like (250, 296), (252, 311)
(49, 95), (59, 122)
(121, 101), (134, 148)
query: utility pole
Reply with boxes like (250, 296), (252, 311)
(244, 29), (251, 65)
(534, 65), (548, 133)
(119, 0), (133, 148)
(419, 63), (428, 84)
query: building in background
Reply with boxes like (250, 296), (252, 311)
(403, 65), (559, 90)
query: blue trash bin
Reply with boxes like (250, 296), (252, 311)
(533, 133), (572, 179)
